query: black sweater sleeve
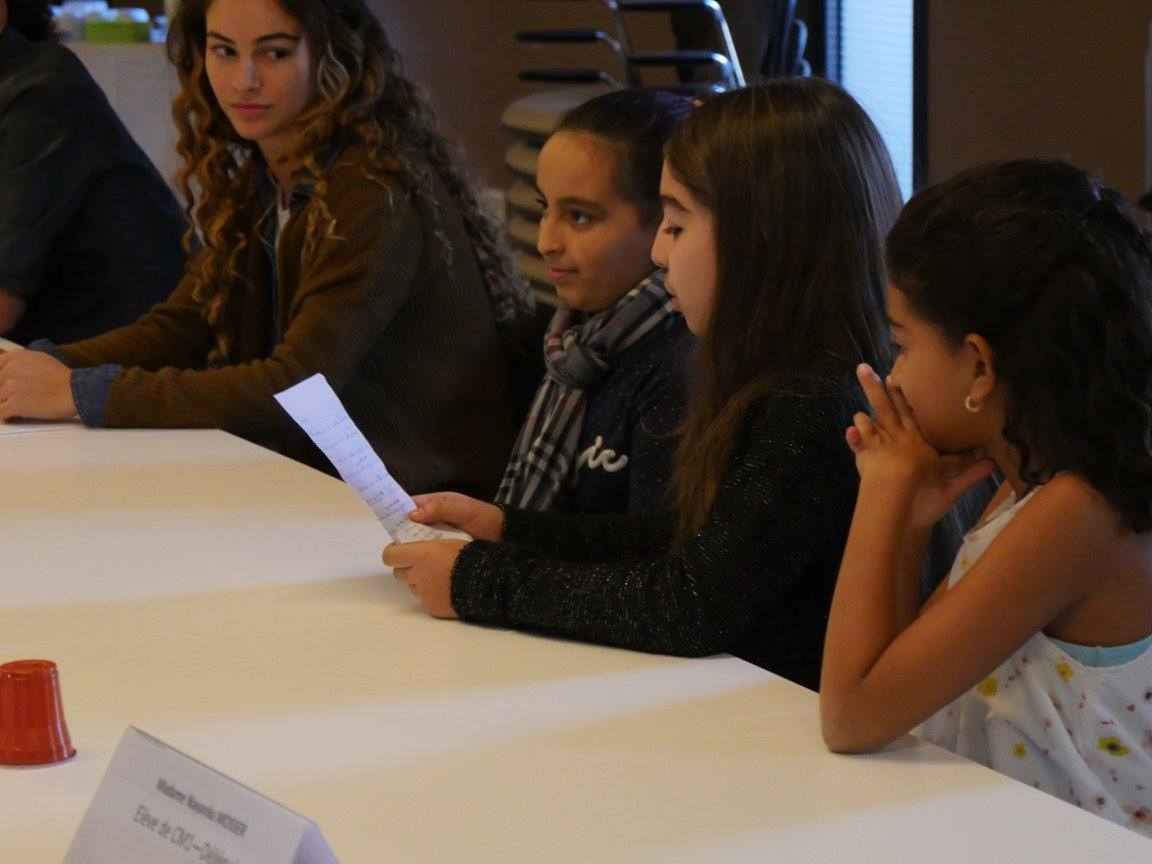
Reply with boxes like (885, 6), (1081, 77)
(451, 389), (860, 660)
(497, 506), (674, 562)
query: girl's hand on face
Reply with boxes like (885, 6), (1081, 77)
(381, 539), (467, 619)
(0, 350), (77, 422)
(408, 492), (504, 542)
(847, 363), (996, 528)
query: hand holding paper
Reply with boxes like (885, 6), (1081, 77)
(274, 374), (469, 544)
(408, 491), (505, 541)
(382, 539), (465, 619)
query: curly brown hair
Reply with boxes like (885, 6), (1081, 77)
(166, 0), (530, 361)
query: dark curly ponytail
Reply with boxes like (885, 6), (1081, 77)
(888, 159), (1152, 532)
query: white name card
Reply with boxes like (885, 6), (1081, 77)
(64, 727), (338, 864)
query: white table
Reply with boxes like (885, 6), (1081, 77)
(1, 428), (1148, 861)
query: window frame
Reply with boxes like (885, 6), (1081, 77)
(817, 0), (928, 191)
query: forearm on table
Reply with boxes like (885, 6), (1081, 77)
(821, 478), (925, 746)
(501, 506), (673, 561)
(823, 477), (920, 689)
(57, 303), (211, 371)
(451, 538), (750, 657)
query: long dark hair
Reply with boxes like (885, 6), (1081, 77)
(888, 159), (1152, 532)
(666, 79), (901, 543)
(166, 0), (530, 361)
(553, 89), (694, 226)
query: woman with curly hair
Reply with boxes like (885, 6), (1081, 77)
(821, 160), (1152, 834)
(0, 0), (530, 495)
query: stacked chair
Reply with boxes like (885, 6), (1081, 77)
(762, 0), (810, 79)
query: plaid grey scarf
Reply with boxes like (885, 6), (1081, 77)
(496, 271), (677, 510)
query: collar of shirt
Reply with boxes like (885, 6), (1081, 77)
(254, 138), (346, 253)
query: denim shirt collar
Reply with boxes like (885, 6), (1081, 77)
(253, 138), (346, 251)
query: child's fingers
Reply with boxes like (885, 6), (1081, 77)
(382, 541), (430, 569)
(409, 494), (451, 523)
(940, 457), (998, 508)
(939, 449), (993, 477)
(887, 379), (919, 431)
(938, 454), (967, 478)
(409, 492), (476, 527)
(845, 426), (863, 453)
(856, 364), (899, 432)
(410, 497), (449, 525)
(382, 543), (410, 569)
(851, 411), (879, 446)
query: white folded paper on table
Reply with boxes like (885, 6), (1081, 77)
(274, 374), (469, 543)
(65, 727), (338, 864)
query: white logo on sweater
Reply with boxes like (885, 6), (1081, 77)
(576, 436), (629, 474)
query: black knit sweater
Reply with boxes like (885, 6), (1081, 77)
(451, 382), (863, 690)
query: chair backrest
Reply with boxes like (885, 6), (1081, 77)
(618, 0), (745, 88)
(761, 0), (810, 78)
(516, 0), (634, 87)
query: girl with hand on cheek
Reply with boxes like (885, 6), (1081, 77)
(386, 80), (901, 690)
(820, 160), (1152, 836)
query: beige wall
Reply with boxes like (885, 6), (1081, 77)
(928, 0), (1150, 200)
(375, 0), (1152, 201)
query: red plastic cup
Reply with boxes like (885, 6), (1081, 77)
(0, 660), (75, 766)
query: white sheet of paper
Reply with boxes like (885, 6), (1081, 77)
(274, 374), (469, 543)
(64, 727), (338, 864)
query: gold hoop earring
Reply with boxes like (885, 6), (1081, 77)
(964, 395), (982, 413)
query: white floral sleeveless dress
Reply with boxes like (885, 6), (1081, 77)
(917, 489), (1152, 836)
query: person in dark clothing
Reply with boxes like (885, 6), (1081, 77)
(549, 315), (692, 516)
(496, 89), (695, 517)
(384, 79), (903, 690)
(0, 0), (186, 344)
